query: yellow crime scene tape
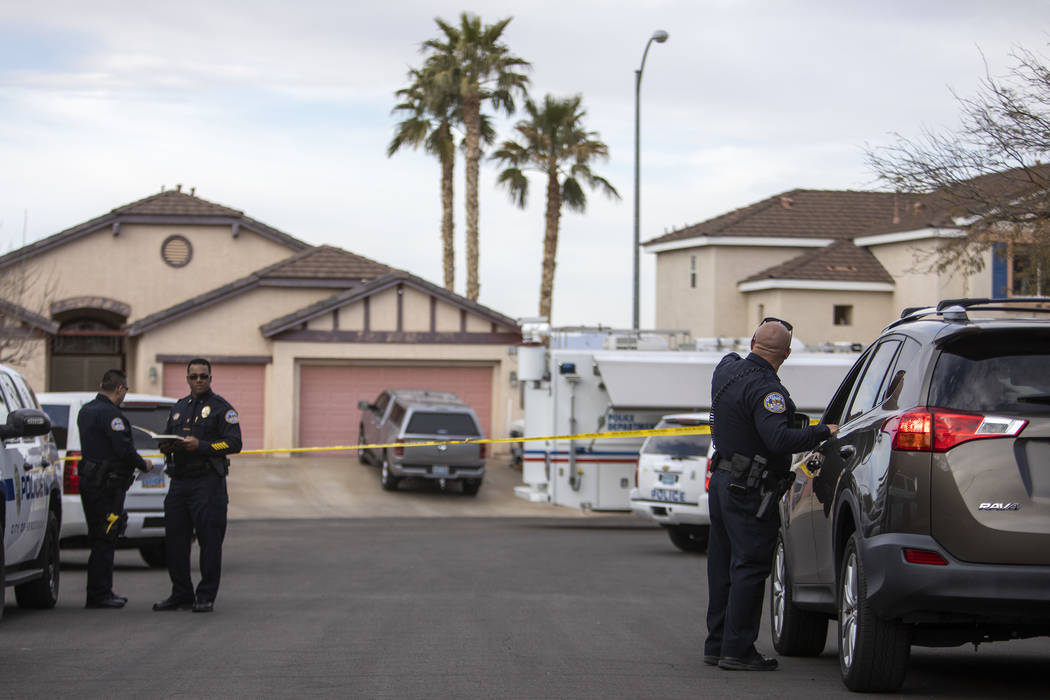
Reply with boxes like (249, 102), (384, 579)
(60, 419), (820, 461)
(59, 425), (713, 461)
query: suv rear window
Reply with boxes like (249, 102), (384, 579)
(930, 331), (1050, 413)
(41, 404), (70, 450)
(641, 419), (711, 457)
(122, 404), (175, 449)
(405, 411), (480, 436)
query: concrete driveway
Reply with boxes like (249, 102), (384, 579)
(226, 453), (606, 520)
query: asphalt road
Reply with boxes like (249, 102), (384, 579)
(4, 517), (1048, 699)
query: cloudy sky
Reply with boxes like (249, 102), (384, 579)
(2, 1), (1047, 327)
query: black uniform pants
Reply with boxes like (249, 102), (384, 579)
(164, 473), (228, 603)
(705, 468), (779, 659)
(79, 481), (125, 603)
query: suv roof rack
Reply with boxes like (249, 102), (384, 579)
(885, 296), (1050, 331)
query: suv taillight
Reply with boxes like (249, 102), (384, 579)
(64, 451), (82, 494)
(479, 443), (486, 459)
(704, 457), (712, 492)
(394, 446), (404, 457)
(884, 409), (1027, 453)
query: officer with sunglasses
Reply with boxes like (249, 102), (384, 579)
(154, 358), (241, 613)
(704, 318), (837, 671)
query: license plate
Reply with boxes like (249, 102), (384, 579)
(432, 465), (450, 476)
(650, 487), (686, 503)
(140, 473), (165, 488)
(660, 473), (677, 485)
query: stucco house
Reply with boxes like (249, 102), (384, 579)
(642, 185), (1027, 347)
(0, 187), (521, 452)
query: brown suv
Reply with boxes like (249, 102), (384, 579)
(772, 298), (1050, 692)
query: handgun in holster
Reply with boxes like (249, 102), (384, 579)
(756, 470), (796, 520)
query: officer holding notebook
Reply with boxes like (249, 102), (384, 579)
(153, 358), (241, 613)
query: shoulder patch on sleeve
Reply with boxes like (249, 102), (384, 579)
(225, 409), (239, 424)
(110, 417), (126, 431)
(763, 392), (787, 414)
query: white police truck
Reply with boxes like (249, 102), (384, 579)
(0, 364), (63, 621)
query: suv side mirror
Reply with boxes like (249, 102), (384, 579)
(357, 400), (374, 411)
(0, 408), (52, 440)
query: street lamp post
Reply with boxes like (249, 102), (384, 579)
(632, 29), (669, 331)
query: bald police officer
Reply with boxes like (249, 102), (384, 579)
(153, 358), (241, 613)
(704, 319), (838, 671)
(77, 369), (152, 609)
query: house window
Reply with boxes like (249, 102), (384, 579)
(689, 255), (697, 289)
(1012, 251), (1043, 295)
(834, 305), (853, 326)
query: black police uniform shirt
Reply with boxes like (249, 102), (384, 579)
(710, 352), (831, 475)
(165, 389), (242, 469)
(76, 394), (149, 473)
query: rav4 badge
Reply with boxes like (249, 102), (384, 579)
(978, 502), (1020, 511)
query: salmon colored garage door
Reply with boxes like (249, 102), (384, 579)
(163, 363), (265, 450)
(298, 364), (494, 451)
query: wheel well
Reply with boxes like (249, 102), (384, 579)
(834, 502), (856, 577)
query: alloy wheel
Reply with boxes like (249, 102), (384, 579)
(772, 541), (787, 639)
(840, 551), (859, 671)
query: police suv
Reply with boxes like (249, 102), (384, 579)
(629, 413), (713, 552)
(0, 364), (62, 621)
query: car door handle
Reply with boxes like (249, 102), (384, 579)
(839, 445), (856, 459)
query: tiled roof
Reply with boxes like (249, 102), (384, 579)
(260, 245), (393, 281)
(644, 189), (927, 245)
(111, 189), (244, 217)
(0, 300), (60, 334)
(741, 239), (895, 284)
(127, 245), (394, 335)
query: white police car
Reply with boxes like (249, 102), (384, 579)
(1, 364), (62, 621)
(39, 392), (175, 568)
(629, 413), (713, 552)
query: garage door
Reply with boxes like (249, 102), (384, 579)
(298, 364), (493, 451)
(163, 363), (265, 450)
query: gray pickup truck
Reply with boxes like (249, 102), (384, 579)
(357, 389), (486, 495)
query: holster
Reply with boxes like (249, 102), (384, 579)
(102, 510), (129, 542)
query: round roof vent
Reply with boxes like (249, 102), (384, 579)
(161, 234), (193, 268)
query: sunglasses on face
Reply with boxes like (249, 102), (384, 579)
(761, 317), (793, 332)
(187, 373), (210, 381)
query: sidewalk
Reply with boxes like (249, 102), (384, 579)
(226, 453), (620, 520)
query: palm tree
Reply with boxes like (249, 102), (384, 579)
(422, 12), (531, 301)
(388, 67), (457, 291)
(492, 94), (620, 321)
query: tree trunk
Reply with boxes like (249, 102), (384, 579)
(439, 122), (455, 292)
(538, 166), (562, 321)
(463, 95), (482, 301)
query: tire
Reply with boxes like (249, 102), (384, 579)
(462, 478), (482, 496)
(15, 510), (60, 609)
(770, 534), (828, 656)
(358, 425), (371, 465)
(139, 542), (167, 569)
(666, 525), (709, 553)
(380, 455), (400, 491)
(838, 533), (910, 692)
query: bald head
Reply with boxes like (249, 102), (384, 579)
(751, 320), (792, 368)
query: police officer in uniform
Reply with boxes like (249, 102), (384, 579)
(76, 369), (152, 609)
(153, 358), (241, 613)
(704, 319), (838, 670)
